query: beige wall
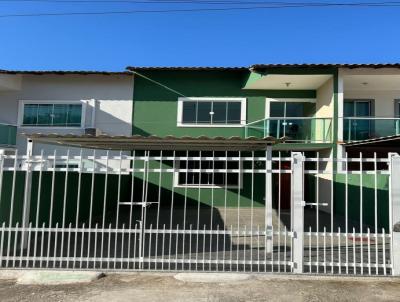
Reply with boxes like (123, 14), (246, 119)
(315, 78), (334, 142)
(344, 90), (400, 117)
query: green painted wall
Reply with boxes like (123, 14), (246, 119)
(133, 70), (316, 138)
(334, 174), (389, 230)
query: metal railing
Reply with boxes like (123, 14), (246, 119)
(0, 150), (395, 275)
(343, 117), (400, 142)
(244, 117), (332, 143)
(0, 123), (17, 147)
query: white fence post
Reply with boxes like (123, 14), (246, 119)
(291, 152), (305, 274)
(21, 139), (33, 249)
(389, 153), (400, 276)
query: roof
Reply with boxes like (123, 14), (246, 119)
(250, 63), (400, 69)
(0, 69), (131, 76)
(126, 66), (248, 71)
(128, 64), (400, 72)
(25, 134), (278, 151)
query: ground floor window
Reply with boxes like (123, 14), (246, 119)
(174, 152), (241, 188)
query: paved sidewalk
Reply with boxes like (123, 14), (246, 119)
(0, 272), (399, 302)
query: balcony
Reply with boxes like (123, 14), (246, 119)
(343, 117), (400, 142)
(244, 117), (332, 143)
(0, 123), (17, 147)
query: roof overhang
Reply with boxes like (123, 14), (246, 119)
(244, 73), (332, 90)
(25, 134), (278, 151)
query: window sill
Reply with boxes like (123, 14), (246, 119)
(177, 123), (244, 128)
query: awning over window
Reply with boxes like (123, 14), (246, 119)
(24, 134), (279, 151)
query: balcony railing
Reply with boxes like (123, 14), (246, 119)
(343, 117), (400, 142)
(244, 117), (332, 143)
(0, 123), (17, 147)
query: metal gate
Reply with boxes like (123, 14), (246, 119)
(0, 149), (395, 275)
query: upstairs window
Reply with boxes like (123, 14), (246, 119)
(21, 102), (83, 127)
(178, 97), (246, 126)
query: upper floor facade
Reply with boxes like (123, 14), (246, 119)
(1, 64), (400, 156)
(0, 70), (133, 155)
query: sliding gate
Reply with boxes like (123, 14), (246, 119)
(0, 150), (395, 275)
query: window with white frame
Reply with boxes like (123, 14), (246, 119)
(177, 97), (246, 126)
(20, 102), (83, 127)
(175, 152), (241, 188)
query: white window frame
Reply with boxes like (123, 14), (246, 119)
(265, 98), (316, 118)
(18, 100), (87, 129)
(177, 97), (246, 127)
(173, 159), (243, 189)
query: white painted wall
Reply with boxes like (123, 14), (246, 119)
(0, 74), (133, 157)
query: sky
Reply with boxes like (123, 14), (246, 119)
(0, 0), (400, 71)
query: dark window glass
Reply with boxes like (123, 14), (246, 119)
(227, 102), (241, 123)
(285, 102), (315, 117)
(37, 104), (53, 126)
(53, 104), (68, 126)
(177, 159), (239, 187)
(67, 104), (82, 126)
(270, 102), (285, 117)
(182, 102), (197, 123)
(23, 103), (82, 127)
(23, 104), (38, 125)
(213, 102), (227, 124)
(197, 102), (212, 123)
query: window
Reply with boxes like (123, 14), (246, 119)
(21, 103), (83, 127)
(175, 155), (241, 188)
(178, 98), (246, 126)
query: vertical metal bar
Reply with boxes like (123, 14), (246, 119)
(59, 150), (70, 267)
(53, 223), (59, 268)
(323, 226), (326, 274)
(154, 150), (162, 270)
(100, 151), (109, 266)
(368, 227), (371, 275)
(250, 151), (255, 269)
(383, 228), (387, 276)
(223, 150), (228, 272)
(236, 151), (241, 268)
(66, 223), (72, 269)
(389, 153), (400, 275)
(113, 151), (123, 267)
(291, 152), (305, 274)
(73, 150), (83, 269)
(278, 151), (281, 272)
(33, 150), (43, 263)
(265, 146), (273, 253)
(374, 152), (378, 275)
(0, 222), (5, 268)
(87, 150), (96, 262)
(359, 152), (364, 275)
(46, 150), (57, 268)
(80, 223), (85, 269)
(345, 151), (349, 274)
(6, 150), (18, 268)
(94, 223), (98, 270)
(182, 151), (189, 268)
(168, 151), (176, 270)
(316, 152), (320, 274)
(209, 151), (215, 269)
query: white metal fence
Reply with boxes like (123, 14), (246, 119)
(0, 150), (396, 275)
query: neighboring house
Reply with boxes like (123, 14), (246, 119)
(0, 70), (134, 157)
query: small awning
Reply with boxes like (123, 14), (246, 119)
(344, 135), (400, 152)
(25, 134), (279, 151)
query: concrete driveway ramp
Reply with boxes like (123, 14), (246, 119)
(16, 270), (105, 285)
(174, 273), (251, 283)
